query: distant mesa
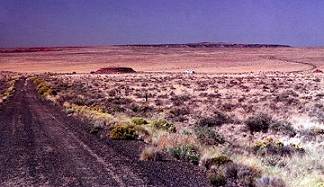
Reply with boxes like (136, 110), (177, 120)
(92, 67), (136, 74)
(0, 46), (86, 53)
(117, 42), (291, 48)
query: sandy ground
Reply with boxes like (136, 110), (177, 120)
(1, 46), (323, 73)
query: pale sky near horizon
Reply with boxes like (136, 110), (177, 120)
(1, 0), (324, 48)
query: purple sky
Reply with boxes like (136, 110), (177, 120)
(1, 0), (324, 48)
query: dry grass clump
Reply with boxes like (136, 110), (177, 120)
(153, 132), (190, 147)
(139, 146), (164, 161)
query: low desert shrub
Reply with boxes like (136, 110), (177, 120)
(109, 124), (138, 140)
(181, 129), (192, 136)
(32, 77), (57, 97)
(300, 128), (324, 140)
(168, 107), (190, 121)
(202, 155), (232, 170)
(64, 103), (115, 127)
(245, 113), (272, 134)
(208, 173), (226, 187)
(151, 119), (176, 132)
(134, 125), (151, 142)
(253, 138), (305, 156)
(197, 111), (232, 127)
(270, 120), (296, 137)
(167, 144), (200, 165)
(0, 79), (17, 101)
(317, 182), (324, 187)
(131, 117), (148, 126)
(70, 96), (88, 106)
(208, 162), (261, 187)
(128, 103), (154, 116)
(256, 176), (286, 187)
(90, 126), (103, 135)
(195, 127), (225, 145)
(170, 95), (190, 105)
(260, 155), (286, 167)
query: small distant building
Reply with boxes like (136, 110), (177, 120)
(184, 69), (196, 74)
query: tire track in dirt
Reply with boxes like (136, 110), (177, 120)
(268, 56), (317, 73)
(0, 78), (210, 187)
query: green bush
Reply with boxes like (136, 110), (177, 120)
(168, 145), (200, 165)
(109, 124), (138, 140)
(151, 119), (176, 132)
(195, 127), (225, 145)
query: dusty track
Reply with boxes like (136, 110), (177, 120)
(0, 78), (210, 187)
(270, 57), (317, 73)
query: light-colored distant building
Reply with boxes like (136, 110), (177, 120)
(184, 69), (196, 74)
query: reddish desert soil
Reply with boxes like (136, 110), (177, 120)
(0, 46), (323, 73)
(0, 78), (210, 186)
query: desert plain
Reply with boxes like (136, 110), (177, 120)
(1, 46), (324, 73)
(0, 45), (323, 187)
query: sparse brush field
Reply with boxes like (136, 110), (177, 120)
(0, 72), (19, 103)
(34, 71), (324, 187)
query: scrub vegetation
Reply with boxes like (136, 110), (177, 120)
(30, 70), (324, 187)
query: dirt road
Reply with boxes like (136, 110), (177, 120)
(269, 56), (317, 73)
(0, 78), (209, 187)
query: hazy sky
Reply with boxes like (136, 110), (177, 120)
(1, 0), (324, 48)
